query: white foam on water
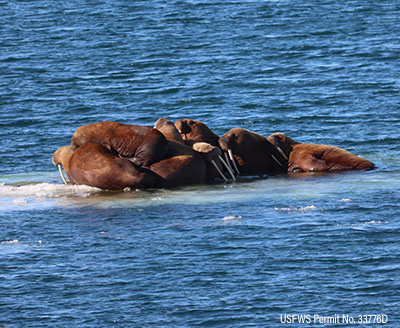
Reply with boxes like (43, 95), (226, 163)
(362, 220), (389, 225)
(223, 215), (242, 221)
(12, 198), (28, 206)
(0, 182), (101, 211)
(0, 239), (48, 256)
(0, 182), (100, 198)
(274, 205), (317, 212)
(1, 239), (19, 245)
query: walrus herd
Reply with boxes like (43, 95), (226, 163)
(52, 118), (375, 190)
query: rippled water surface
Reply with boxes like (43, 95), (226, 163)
(1, 1), (400, 327)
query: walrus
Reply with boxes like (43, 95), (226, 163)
(154, 117), (185, 144)
(53, 119), (231, 189)
(219, 128), (288, 175)
(53, 142), (207, 189)
(148, 141), (207, 187)
(71, 121), (168, 167)
(267, 133), (375, 172)
(174, 118), (220, 146)
(154, 118), (233, 184)
(52, 144), (163, 190)
(175, 118), (288, 176)
(192, 141), (236, 182)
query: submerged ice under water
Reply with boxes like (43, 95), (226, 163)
(0, 167), (397, 210)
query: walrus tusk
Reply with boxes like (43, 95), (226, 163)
(224, 151), (232, 174)
(223, 151), (236, 179)
(211, 159), (228, 182)
(218, 155), (236, 181)
(271, 154), (283, 167)
(58, 164), (68, 185)
(227, 149), (240, 175)
(276, 146), (288, 161)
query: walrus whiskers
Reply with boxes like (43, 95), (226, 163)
(211, 159), (228, 182)
(218, 155), (236, 181)
(58, 164), (69, 185)
(227, 149), (240, 175)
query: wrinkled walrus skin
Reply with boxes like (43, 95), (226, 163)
(71, 121), (168, 167)
(153, 118), (221, 186)
(53, 143), (163, 190)
(174, 118), (220, 146)
(175, 118), (287, 175)
(267, 133), (375, 172)
(219, 128), (288, 175)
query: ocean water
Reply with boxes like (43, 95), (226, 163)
(1, 1), (399, 327)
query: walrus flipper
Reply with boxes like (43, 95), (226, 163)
(290, 152), (331, 172)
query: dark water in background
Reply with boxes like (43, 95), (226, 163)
(1, 1), (400, 327)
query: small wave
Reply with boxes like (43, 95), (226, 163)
(274, 205), (317, 212)
(223, 215), (242, 221)
(0, 240), (47, 256)
(362, 220), (389, 225)
(1, 239), (19, 245)
(336, 220), (390, 229)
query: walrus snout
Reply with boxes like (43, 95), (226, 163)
(153, 117), (169, 130)
(154, 117), (184, 143)
(192, 142), (236, 182)
(174, 119), (192, 135)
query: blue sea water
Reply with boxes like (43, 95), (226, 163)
(1, 0), (400, 327)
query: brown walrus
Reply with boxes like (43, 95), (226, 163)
(149, 141), (207, 187)
(174, 118), (287, 176)
(267, 133), (375, 172)
(154, 117), (185, 144)
(52, 144), (162, 190)
(53, 119), (231, 189)
(154, 118), (232, 184)
(174, 118), (220, 146)
(71, 121), (168, 167)
(219, 128), (288, 175)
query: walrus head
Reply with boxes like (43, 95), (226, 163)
(174, 118), (220, 146)
(154, 117), (184, 144)
(192, 142), (236, 182)
(52, 146), (74, 184)
(267, 133), (298, 160)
